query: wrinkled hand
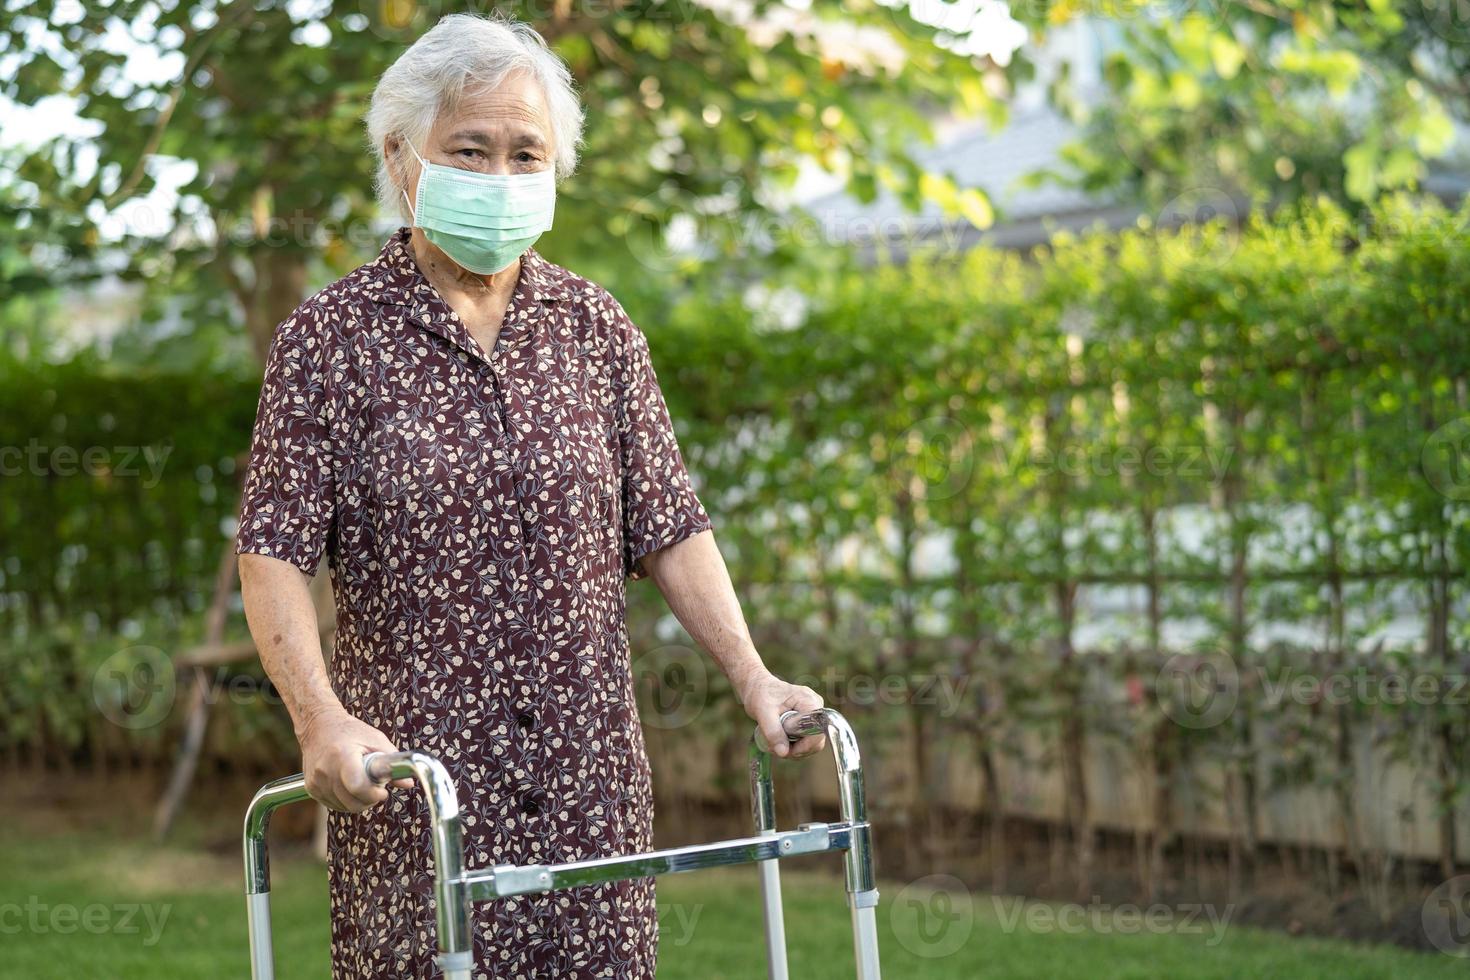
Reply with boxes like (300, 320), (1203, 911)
(298, 706), (412, 812)
(738, 669), (826, 759)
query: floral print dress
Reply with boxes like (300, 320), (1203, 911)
(237, 229), (713, 978)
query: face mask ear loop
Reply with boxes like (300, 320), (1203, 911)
(401, 139), (428, 224)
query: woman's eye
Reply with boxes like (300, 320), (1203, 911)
(458, 149), (483, 160)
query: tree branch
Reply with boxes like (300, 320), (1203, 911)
(107, 0), (257, 207)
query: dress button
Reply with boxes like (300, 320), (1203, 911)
(517, 712), (536, 731)
(530, 936), (563, 976)
(519, 784), (546, 816)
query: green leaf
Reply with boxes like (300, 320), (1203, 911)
(957, 188), (995, 230)
(1414, 105), (1456, 158)
(1342, 141), (1379, 203)
(1209, 34), (1245, 80)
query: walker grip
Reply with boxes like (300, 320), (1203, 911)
(363, 750), (409, 785)
(753, 709), (827, 754)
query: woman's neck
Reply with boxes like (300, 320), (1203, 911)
(409, 228), (520, 303)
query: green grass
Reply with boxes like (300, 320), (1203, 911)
(0, 823), (1460, 979)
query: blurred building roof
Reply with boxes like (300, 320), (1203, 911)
(804, 100), (1140, 259)
(805, 12), (1470, 261)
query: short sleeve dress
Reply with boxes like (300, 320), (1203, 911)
(236, 228), (713, 978)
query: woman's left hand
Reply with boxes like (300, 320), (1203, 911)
(737, 668), (827, 759)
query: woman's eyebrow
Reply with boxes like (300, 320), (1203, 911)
(448, 130), (495, 147)
(447, 129), (548, 149)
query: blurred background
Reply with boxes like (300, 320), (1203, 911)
(3, 1), (1470, 977)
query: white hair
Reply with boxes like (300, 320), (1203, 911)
(366, 13), (585, 221)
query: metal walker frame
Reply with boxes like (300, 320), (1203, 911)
(243, 708), (881, 979)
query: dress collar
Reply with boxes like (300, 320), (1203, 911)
(367, 227), (571, 305)
(364, 227), (571, 365)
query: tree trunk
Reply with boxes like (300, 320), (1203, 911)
(243, 246), (310, 363)
(153, 533), (239, 839)
(1142, 502), (1172, 900)
(1056, 579), (1092, 898)
(979, 739), (1008, 892)
(1222, 401), (1256, 898)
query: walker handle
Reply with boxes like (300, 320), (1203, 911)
(752, 709), (828, 755)
(254, 750), (473, 979)
(363, 750), (412, 785)
(779, 709), (827, 740)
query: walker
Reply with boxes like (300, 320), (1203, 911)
(243, 708), (881, 979)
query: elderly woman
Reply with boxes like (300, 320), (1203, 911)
(236, 13), (825, 979)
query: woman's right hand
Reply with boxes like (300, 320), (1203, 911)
(298, 706), (412, 812)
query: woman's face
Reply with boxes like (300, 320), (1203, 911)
(395, 71), (555, 212)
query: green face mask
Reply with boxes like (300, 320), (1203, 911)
(403, 141), (556, 275)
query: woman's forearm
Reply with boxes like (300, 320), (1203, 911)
(238, 552), (343, 735)
(238, 552), (407, 808)
(641, 529), (769, 697)
(642, 529), (827, 757)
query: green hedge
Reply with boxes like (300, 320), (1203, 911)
(0, 362), (258, 630)
(0, 362), (259, 763)
(637, 195), (1470, 884)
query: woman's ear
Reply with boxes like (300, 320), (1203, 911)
(385, 136), (405, 177)
(386, 136), (416, 216)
